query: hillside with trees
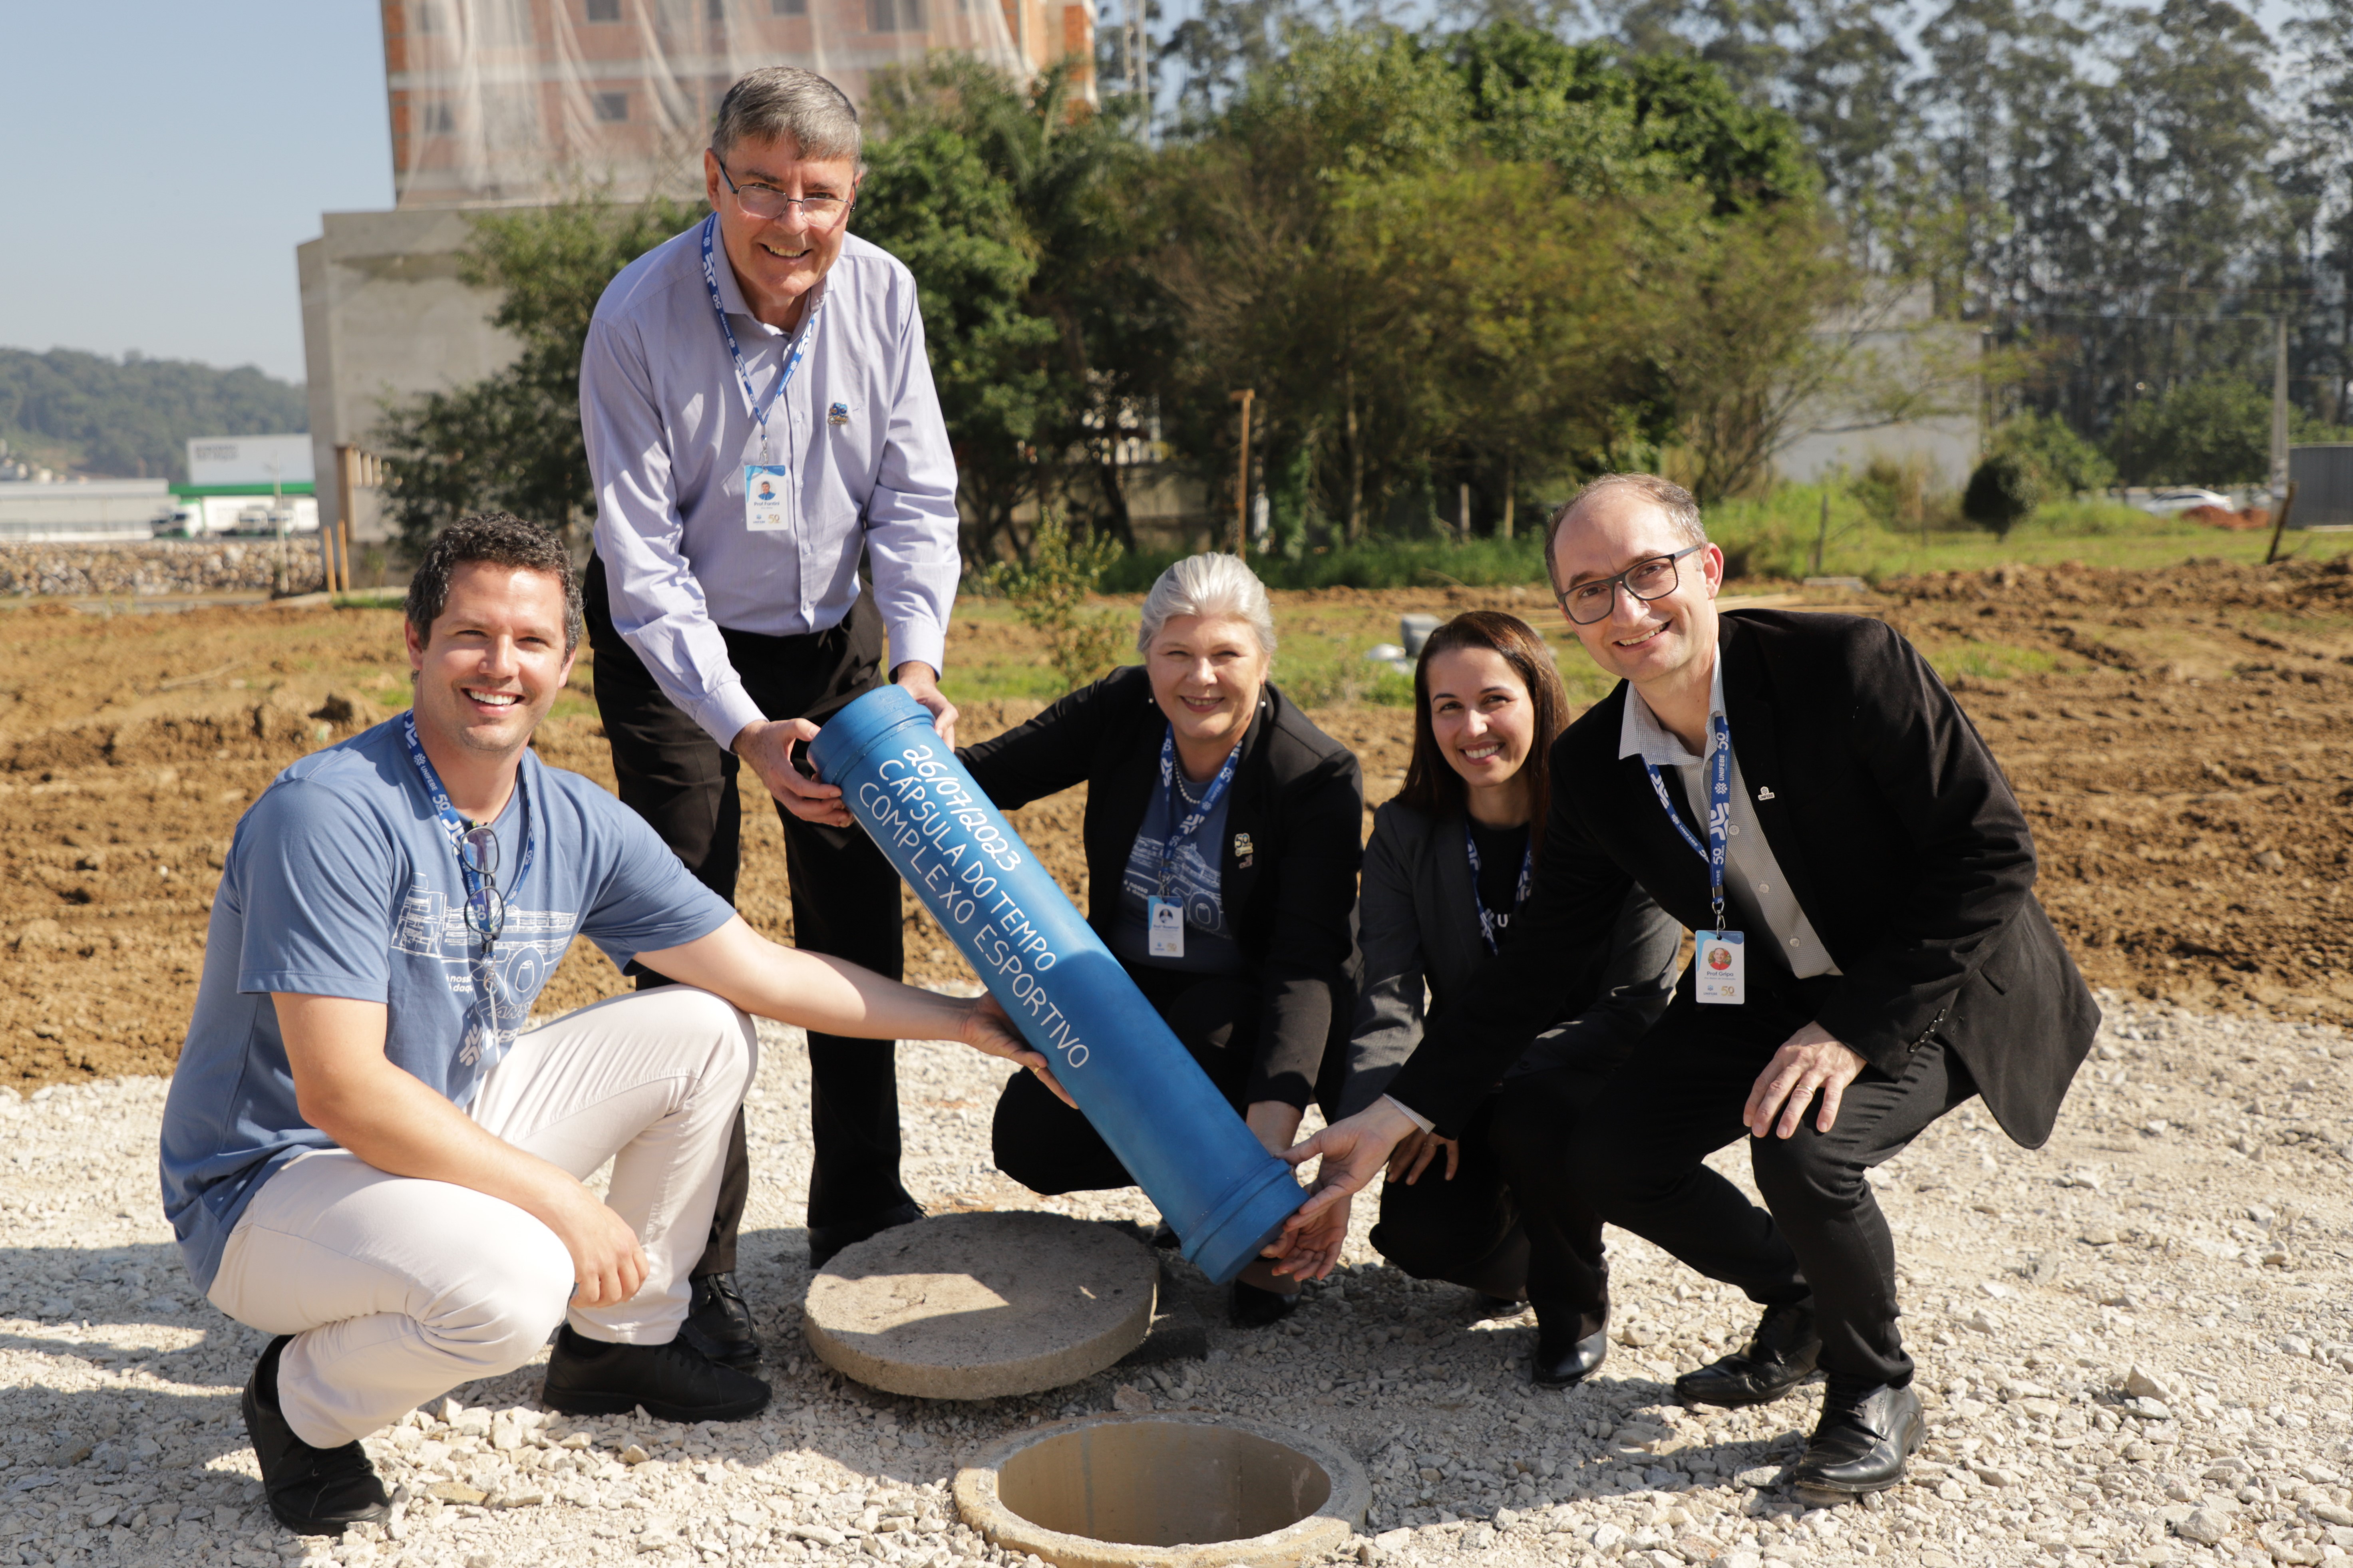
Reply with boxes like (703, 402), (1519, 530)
(0, 348), (307, 482)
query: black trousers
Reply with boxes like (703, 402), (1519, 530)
(1559, 972), (1976, 1389)
(1372, 1063), (1612, 1335)
(991, 969), (1265, 1195)
(585, 558), (912, 1272)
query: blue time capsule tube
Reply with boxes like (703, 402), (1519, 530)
(808, 685), (1305, 1285)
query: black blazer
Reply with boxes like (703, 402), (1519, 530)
(1339, 799), (1679, 1118)
(959, 665), (1364, 1109)
(1387, 609), (2099, 1148)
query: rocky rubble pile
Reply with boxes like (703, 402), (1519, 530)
(0, 544), (311, 598)
(5, 994), (2353, 1568)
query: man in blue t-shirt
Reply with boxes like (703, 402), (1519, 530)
(161, 515), (1058, 1539)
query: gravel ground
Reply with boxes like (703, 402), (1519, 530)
(6, 989), (2353, 1568)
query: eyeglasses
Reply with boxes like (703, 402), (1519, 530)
(712, 153), (853, 227)
(1557, 544), (1707, 626)
(458, 825), (505, 949)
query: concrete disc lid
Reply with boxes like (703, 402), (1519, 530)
(804, 1212), (1159, 1400)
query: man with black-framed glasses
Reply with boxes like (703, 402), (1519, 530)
(580, 65), (962, 1371)
(160, 517), (1056, 1538)
(1279, 473), (2097, 1507)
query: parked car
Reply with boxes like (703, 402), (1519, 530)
(2134, 487), (2236, 515)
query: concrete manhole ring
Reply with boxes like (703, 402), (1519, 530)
(803, 1211), (1158, 1399)
(954, 1412), (1370, 1568)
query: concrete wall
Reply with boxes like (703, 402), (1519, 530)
(300, 207), (523, 543)
(1777, 285), (1982, 493)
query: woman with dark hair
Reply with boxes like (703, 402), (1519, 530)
(1335, 610), (1679, 1387)
(958, 553), (1361, 1326)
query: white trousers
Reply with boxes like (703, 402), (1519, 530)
(207, 987), (758, 1448)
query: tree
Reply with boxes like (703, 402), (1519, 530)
(376, 193), (703, 554)
(2107, 377), (2340, 487)
(1647, 199), (1861, 501)
(1990, 408), (2114, 495)
(0, 348), (306, 481)
(861, 57), (1177, 560)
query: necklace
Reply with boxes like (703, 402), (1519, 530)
(1174, 770), (1207, 809)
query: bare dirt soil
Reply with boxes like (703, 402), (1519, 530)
(6, 556), (2353, 1090)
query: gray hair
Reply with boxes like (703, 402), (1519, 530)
(1543, 473), (1705, 596)
(1137, 553), (1278, 660)
(712, 67), (861, 166)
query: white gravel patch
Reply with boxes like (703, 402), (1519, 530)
(6, 992), (2353, 1568)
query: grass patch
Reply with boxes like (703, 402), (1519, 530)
(1078, 487), (2319, 594)
(1924, 642), (2070, 685)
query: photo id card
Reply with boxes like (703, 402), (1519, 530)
(1147, 895), (1185, 959)
(1695, 929), (1745, 1005)
(744, 464), (791, 531)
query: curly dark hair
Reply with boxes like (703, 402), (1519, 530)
(1394, 611), (1571, 845)
(404, 514), (582, 654)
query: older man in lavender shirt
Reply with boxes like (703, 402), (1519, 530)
(579, 66), (960, 1370)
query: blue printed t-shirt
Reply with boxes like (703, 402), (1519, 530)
(159, 717), (735, 1294)
(1110, 776), (1245, 976)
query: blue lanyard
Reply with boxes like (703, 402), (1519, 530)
(700, 215), (824, 461)
(400, 711), (535, 928)
(1463, 823), (1535, 956)
(1644, 710), (1732, 932)
(1156, 728), (1242, 896)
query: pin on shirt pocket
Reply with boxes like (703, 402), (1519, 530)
(827, 401), (851, 427)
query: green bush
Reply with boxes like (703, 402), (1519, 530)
(1991, 409), (2115, 495)
(1962, 454), (2042, 538)
(977, 515), (1132, 692)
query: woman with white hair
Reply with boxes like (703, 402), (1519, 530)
(960, 552), (1362, 1324)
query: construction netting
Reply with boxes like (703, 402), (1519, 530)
(385, 0), (1034, 207)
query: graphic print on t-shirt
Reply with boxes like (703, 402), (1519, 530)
(392, 870), (577, 1071)
(1120, 831), (1225, 938)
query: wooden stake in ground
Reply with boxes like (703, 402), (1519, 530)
(2266, 480), (2299, 566)
(1229, 388), (1255, 559)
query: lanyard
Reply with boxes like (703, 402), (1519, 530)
(1644, 710), (1732, 932)
(1463, 823), (1535, 956)
(700, 215), (825, 462)
(400, 711), (536, 934)
(1156, 727), (1242, 896)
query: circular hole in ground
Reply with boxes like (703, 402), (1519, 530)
(995, 1420), (1334, 1548)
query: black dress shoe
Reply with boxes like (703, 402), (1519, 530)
(542, 1323), (771, 1423)
(1530, 1309), (1609, 1389)
(1790, 1381), (1923, 1504)
(1471, 1292), (1529, 1322)
(678, 1272), (762, 1372)
(1149, 1220), (1181, 1249)
(1229, 1280), (1300, 1327)
(1674, 1300), (1821, 1408)
(242, 1336), (392, 1536)
(808, 1200), (925, 1270)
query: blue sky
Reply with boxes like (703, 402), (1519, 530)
(0, 2), (394, 384)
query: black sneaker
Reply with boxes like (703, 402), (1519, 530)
(808, 1200), (924, 1270)
(541, 1323), (771, 1424)
(678, 1273), (762, 1372)
(242, 1336), (392, 1536)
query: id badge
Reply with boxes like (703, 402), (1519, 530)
(1147, 896), (1185, 959)
(1695, 929), (1745, 1005)
(744, 464), (790, 532)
